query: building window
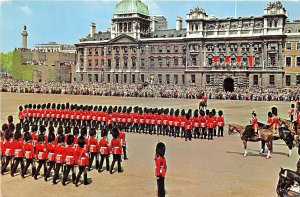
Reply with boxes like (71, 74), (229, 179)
(108, 47), (111, 54)
(108, 59), (111, 67)
(107, 74), (111, 83)
(124, 74), (127, 83)
(95, 48), (98, 55)
(115, 47), (120, 54)
(101, 60), (104, 67)
(174, 75), (178, 84)
(151, 46), (155, 53)
(81, 74), (83, 82)
(286, 57), (291, 67)
(158, 58), (163, 66)
(150, 58), (154, 67)
(95, 74), (98, 82)
(115, 74), (119, 83)
(101, 48), (104, 55)
(297, 75), (300, 85)
(116, 57), (119, 68)
(166, 57), (170, 66)
(182, 75), (185, 85)
(88, 60), (92, 67)
(242, 54), (248, 63)
(132, 58), (136, 68)
(88, 48), (92, 56)
(132, 47), (136, 54)
(124, 57), (128, 68)
(166, 46), (170, 53)
(132, 74), (136, 83)
(206, 75), (210, 84)
(158, 74), (162, 84)
(141, 74), (144, 82)
(286, 43), (292, 50)
(219, 54), (225, 63)
(88, 74), (92, 82)
(297, 57), (300, 67)
(174, 46), (178, 53)
(191, 74), (196, 84)
(208, 55), (213, 65)
(269, 75), (275, 85)
(141, 46), (145, 54)
(297, 43), (300, 50)
(253, 75), (258, 85)
(95, 59), (98, 67)
(141, 59), (145, 67)
(166, 74), (170, 84)
(123, 47), (128, 53)
(158, 46), (163, 53)
(286, 75), (291, 86)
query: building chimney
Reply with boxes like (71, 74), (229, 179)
(90, 22), (96, 37)
(22, 25), (28, 49)
(176, 16), (183, 31)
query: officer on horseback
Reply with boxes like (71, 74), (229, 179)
(247, 111), (258, 140)
(269, 107), (279, 138)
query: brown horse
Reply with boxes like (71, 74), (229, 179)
(228, 123), (273, 159)
(279, 118), (296, 134)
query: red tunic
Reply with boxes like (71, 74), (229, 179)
(192, 116), (200, 128)
(18, 111), (24, 120)
(207, 117), (215, 129)
(3, 140), (14, 156)
(217, 116), (225, 127)
(163, 115), (169, 126)
(47, 143), (56, 161)
(185, 119), (193, 130)
(31, 133), (38, 148)
(23, 142), (34, 159)
(65, 146), (76, 165)
(155, 156), (167, 177)
(89, 137), (99, 153)
(99, 138), (109, 155)
(76, 147), (89, 166)
(174, 116), (180, 127)
(13, 140), (23, 158)
(35, 143), (48, 160)
(251, 118), (258, 130)
(180, 116), (186, 127)
(119, 131), (126, 146)
(55, 144), (65, 163)
(109, 138), (122, 155)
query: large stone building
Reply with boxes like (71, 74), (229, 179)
(17, 26), (76, 82)
(75, 0), (300, 90)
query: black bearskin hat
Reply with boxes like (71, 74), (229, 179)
(48, 126), (54, 134)
(194, 109), (199, 118)
(37, 134), (45, 143)
(156, 142), (166, 157)
(111, 127), (119, 139)
(211, 109), (216, 116)
(181, 109), (185, 116)
(200, 110), (205, 116)
(133, 106), (138, 113)
(28, 104), (32, 109)
(24, 104), (28, 109)
(272, 107), (278, 116)
(42, 104), (46, 109)
(61, 104), (65, 110)
(103, 106), (107, 112)
(268, 111), (272, 118)
(206, 109), (210, 116)
(98, 106), (102, 111)
(123, 106), (127, 113)
(57, 126), (64, 135)
(252, 112), (257, 117)
(8, 115), (13, 123)
(73, 127), (79, 136)
(65, 126), (71, 135)
(80, 127), (87, 136)
(48, 132), (55, 143)
(39, 125), (46, 134)
(209, 112), (213, 118)
(24, 132), (32, 142)
(51, 103), (56, 109)
(23, 124), (29, 132)
(57, 103), (61, 110)
(175, 109), (179, 116)
(139, 108), (143, 114)
(78, 136), (85, 148)
(46, 103), (51, 109)
(89, 128), (96, 137)
(16, 123), (21, 132)
(19, 106), (23, 111)
(218, 110), (223, 116)
(66, 102), (70, 109)
(14, 131), (22, 140)
(101, 129), (108, 137)
(114, 106), (118, 112)
(33, 104), (36, 109)
(37, 104), (41, 109)
(164, 108), (169, 115)
(170, 108), (174, 116)
(291, 104), (295, 108)
(93, 106), (98, 111)
(127, 107), (132, 114)
(89, 105), (93, 111)
(57, 134), (64, 144)
(186, 113), (190, 120)
(5, 130), (13, 140)
(66, 135), (74, 145)
(31, 125), (38, 133)
(2, 123), (8, 132)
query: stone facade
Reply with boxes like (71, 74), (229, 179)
(75, 0), (300, 90)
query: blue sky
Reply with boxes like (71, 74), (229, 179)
(0, 0), (299, 52)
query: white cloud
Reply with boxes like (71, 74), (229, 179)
(20, 5), (32, 16)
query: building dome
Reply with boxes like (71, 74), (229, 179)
(115, 0), (149, 16)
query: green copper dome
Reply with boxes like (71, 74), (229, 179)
(115, 0), (149, 16)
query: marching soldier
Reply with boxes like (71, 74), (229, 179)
(1, 130), (14, 175)
(21, 131), (36, 178)
(207, 112), (214, 140)
(290, 104), (295, 122)
(34, 134), (48, 180)
(199, 110), (207, 139)
(217, 110), (224, 137)
(174, 109), (180, 138)
(162, 109), (169, 136)
(185, 113), (193, 141)
(269, 107), (279, 137)
(11, 130), (24, 177)
(88, 128), (99, 171)
(180, 109), (186, 138)
(192, 110), (200, 139)
(44, 132), (56, 181)
(53, 134), (65, 184)
(155, 142), (167, 197)
(75, 136), (90, 186)
(98, 129), (110, 172)
(267, 112), (272, 128)
(18, 106), (25, 126)
(119, 128), (128, 160)
(62, 135), (76, 186)
(109, 127), (123, 174)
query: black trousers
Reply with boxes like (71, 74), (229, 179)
(194, 127), (200, 138)
(99, 154), (110, 171)
(35, 159), (47, 178)
(218, 126), (224, 137)
(208, 128), (213, 140)
(53, 163), (63, 183)
(1, 156), (13, 173)
(89, 152), (99, 170)
(181, 127), (185, 137)
(157, 125), (162, 135)
(213, 127), (217, 136)
(122, 146), (127, 159)
(62, 164), (75, 184)
(132, 123), (139, 133)
(11, 157), (24, 175)
(139, 124), (145, 133)
(290, 115), (294, 122)
(110, 154), (122, 172)
(22, 158), (36, 176)
(169, 126), (174, 137)
(162, 125), (168, 136)
(45, 161), (55, 179)
(157, 176), (165, 197)
(75, 166), (88, 185)
(174, 126), (180, 137)
(201, 128), (207, 139)
(185, 130), (192, 141)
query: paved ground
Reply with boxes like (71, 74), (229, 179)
(0, 92), (298, 197)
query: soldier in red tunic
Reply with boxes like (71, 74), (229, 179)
(207, 112), (214, 140)
(21, 131), (36, 178)
(290, 104), (295, 122)
(109, 127), (123, 174)
(247, 112), (258, 139)
(75, 136), (89, 186)
(156, 109), (164, 135)
(44, 132), (56, 181)
(155, 142), (167, 197)
(62, 135), (76, 186)
(185, 112), (193, 141)
(179, 109), (186, 138)
(53, 134), (65, 184)
(11, 131), (24, 177)
(119, 128), (128, 160)
(98, 129), (110, 172)
(1, 124), (8, 167)
(267, 112), (272, 128)
(173, 109), (180, 138)
(139, 108), (145, 134)
(217, 110), (225, 137)
(34, 134), (48, 180)
(88, 128), (99, 171)
(162, 109), (169, 136)
(1, 130), (14, 175)
(18, 106), (24, 126)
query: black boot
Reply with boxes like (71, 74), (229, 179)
(72, 173), (76, 184)
(84, 173), (89, 185)
(32, 167), (36, 177)
(96, 159), (99, 170)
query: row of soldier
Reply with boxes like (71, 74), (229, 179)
(18, 103), (225, 141)
(1, 120), (126, 186)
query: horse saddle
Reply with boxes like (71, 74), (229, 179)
(272, 129), (280, 138)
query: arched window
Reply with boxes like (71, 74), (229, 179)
(219, 54), (225, 62)
(230, 54), (236, 63)
(242, 53), (248, 63)
(208, 54), (213, 65)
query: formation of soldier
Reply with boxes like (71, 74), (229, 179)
(17, 102), (225, 141)
(1, 116), (126, 187)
